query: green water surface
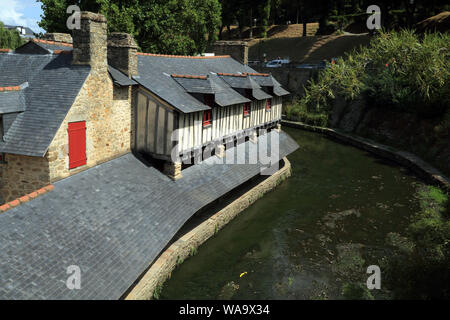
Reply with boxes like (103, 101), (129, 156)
(160, 127), (421, 300)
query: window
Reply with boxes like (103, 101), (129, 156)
(243, 103), (250, 117)
(68, 121), (87, 169)
(266, 98), (272, 111)
(0, 153), (5, 164)
(203, 94), (213, 127)
(203, 110), (212, 127)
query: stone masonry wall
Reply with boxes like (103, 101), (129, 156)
(47, 73), (132, 182)
(0, 155), (50, 203)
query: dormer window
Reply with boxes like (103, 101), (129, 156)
(204, 94), (214, 107)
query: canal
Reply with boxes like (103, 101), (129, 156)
(160, 127), (422, 299)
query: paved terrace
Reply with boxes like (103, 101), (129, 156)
(0, 131), (298, 299)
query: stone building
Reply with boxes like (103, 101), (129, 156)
(0, 11), (289, 204)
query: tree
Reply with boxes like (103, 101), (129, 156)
(0, 22), (25, 49)
(38, 0), (222, 55)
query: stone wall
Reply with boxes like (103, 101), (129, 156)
(107, 33), (138, 77)
(209, 41), (249, 65)
(0, 155), (50, 203)
(47, 73), (132, 182)
(254, 66), (313, 98)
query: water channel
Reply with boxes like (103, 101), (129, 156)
(161, 127), (422, 299)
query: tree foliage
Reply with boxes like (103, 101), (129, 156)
(0, 22), (25, 49)
(38, 0), (222, 55)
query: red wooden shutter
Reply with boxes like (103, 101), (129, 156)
(68, 121), (87, 169)
(266, 98), (272, 111)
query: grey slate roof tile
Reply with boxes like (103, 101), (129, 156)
(0, 90), (26, 114)
(0, 130), (298, 299)
(0, 53), (90, 156)
(108, 66), (137, 86)
(133, 56), (287, 112)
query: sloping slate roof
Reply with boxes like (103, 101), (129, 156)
(173, 77), (215, 94)
(0, 90), (26, 114)
(219, 74), (258, 89)
(274, 85), (290, 96)
(210, 74), (250, 107)
(134, 55), (283, 113)
(253, 87), (273, 100)
(0, 130), (298, 299)
(249, 75), (274, 87)
(108, 66), (137, 86)
(0, 53), (90, 156)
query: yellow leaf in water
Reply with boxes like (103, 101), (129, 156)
(240, 272), (247, 278)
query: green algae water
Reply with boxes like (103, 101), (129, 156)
(160, 127), (422, 300)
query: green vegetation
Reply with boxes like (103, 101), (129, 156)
(0, 22), (25, 49)
(286, 30), (450, 127)
(38, 0), (221, 55)
(383, 186), (450, 299)
(284, 99), (328, 127)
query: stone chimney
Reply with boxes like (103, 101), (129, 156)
(209, 41), (249, 65)
(42, 33), (73, 44)
(72, 12), (107, 74)
(107, 32), (138, 77)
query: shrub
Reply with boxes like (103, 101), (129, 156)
(299, 30), (450, 117)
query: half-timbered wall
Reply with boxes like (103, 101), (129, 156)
(177, 96), (282, 153)
(135, 90), (175, 158)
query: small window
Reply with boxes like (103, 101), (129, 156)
(203, 110), (212, 127)
(243, 103), (250, 117)
(266, 98), (272, 111)
(0, 153), (6, 164)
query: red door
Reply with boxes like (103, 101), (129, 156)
(68, 121), (87, 169)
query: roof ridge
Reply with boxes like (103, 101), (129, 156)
(244, 72), (270, 77)
(0, 86), (21, 92)
(137, 52), (230, 59)
(217, 72), (247, 77)
(53, 50), (72, 55)
(32, 38), (73, 47)
(171, 74), (208, 80)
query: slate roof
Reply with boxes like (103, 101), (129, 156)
(108, 66), (137, 86)
(133, 55), (289, 113)
(0, 130), (299, 299)
(0, 89), (26, 114)
(172, 76), (215, 94)
(0, 53), (90, 156)
(14, 40), (73, 55)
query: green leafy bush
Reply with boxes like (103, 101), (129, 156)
(300, 30), (450, 117)
(285, 99), (328, 127)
